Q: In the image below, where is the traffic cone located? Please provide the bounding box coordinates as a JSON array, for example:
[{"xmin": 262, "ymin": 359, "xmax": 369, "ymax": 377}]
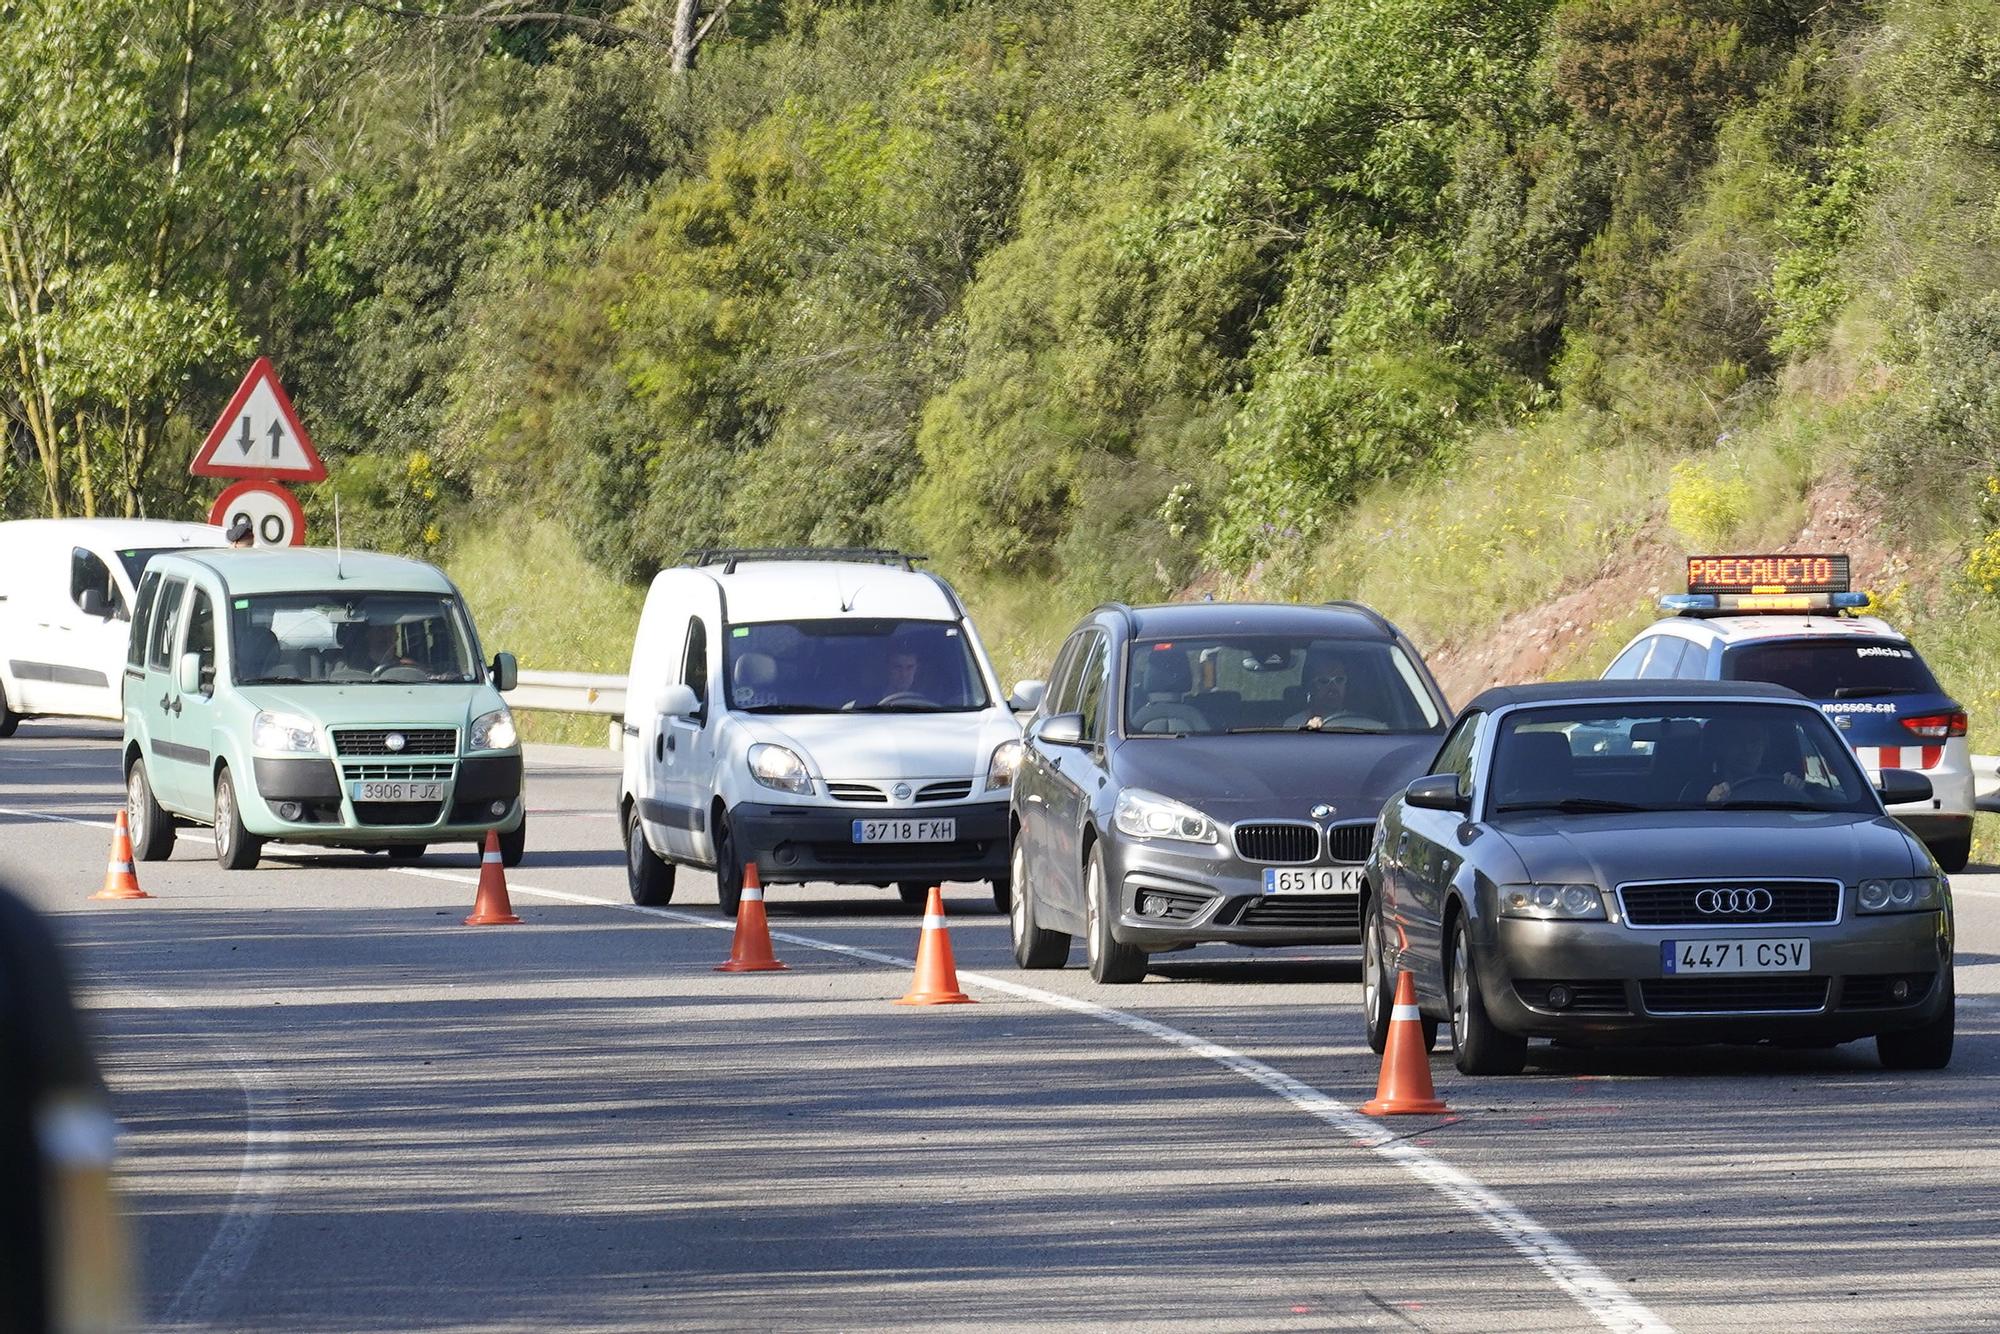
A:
[
  {"xmin": 716, "ymin": 863, "xmax": 786, "ymax": 972},
  {"xmin": 463, "ymin": 830, "xmax": 522, "ymax": 925},
  {"xmin": 895, "ymin": 885, "xmax": 974, "ymax": 1005},
  {"xmin": 91, "ymin": 811, "xmax": 151, "ymax": 901},
  {"xmin": 1360, "ymin": 971, "xmax": 1448, "ymax": 1116}
]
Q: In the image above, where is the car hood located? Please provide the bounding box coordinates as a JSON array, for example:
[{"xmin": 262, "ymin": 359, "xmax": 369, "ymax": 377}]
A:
[
  {"xmin": 239, "ymin": 685, "xmax": 496, "ymax": 733},
  {"xmin": 1113, "ymin": 733, "xmax": 1438, "ymax": 821},
  {"xmin": 1492, "ymin": 810, "xmax": 1925, "ymax": 886},
  {"xmin": 745, "ymin": 709, "xmax": 1020, "ymax": 781}
]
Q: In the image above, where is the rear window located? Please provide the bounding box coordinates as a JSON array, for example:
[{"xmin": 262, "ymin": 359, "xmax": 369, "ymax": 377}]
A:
[{"xmin": 1724, "ymin": 639, "xmax": 1941, "ymax": 699}]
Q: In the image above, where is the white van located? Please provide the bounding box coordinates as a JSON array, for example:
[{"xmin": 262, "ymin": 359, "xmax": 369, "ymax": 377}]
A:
[
  {"xmin": 0, "ymin": 519, "xmax": 226, "ymax": 733},
  {"xmin": 617, "ymin": 548, "xmax": 1042, "ymax": 916}
]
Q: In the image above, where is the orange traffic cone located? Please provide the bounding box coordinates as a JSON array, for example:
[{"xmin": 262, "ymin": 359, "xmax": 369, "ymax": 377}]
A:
[
  {"xmin": 463, "ymin": 830, "xmax": 522, "ymax": 925},
  {"xmin": 1360, "ymin": 971, "xmax": 1448, "ymax": 1116},
  {"xmin": 91, "ymin": 811, "xmax": 151, "ymax": 901},
  {"xmin": 895, "ymin": 885, "xmax": 973, "ymax": 1005},
  {"xmin": 716, "ymin": 863, "xmax": 786, "ymax": 972}
]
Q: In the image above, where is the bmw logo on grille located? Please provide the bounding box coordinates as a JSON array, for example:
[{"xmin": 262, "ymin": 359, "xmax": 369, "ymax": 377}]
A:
[
  {"xmin": 892, "ymin": 782, "xmax": 912, "ymax": 801},
  {"xmin": 385, "ymin": 732, "xmax": 407, "ymax": 753},
  {"xmin": 1310, "ymin": 803, "xmax": 1336, "ymax": 819}
]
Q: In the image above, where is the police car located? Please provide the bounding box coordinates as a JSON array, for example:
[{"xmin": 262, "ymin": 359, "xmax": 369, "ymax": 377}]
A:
[{"xmin": 1603, "ymin": 554, "xmax": 1973, "ymax": 872}]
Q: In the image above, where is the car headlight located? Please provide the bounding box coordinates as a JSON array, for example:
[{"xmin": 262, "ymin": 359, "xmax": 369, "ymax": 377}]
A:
[
  {"xmin": 251, "ymin": 710, "xmax": 320, "ymax": 753},
  {"xmin": 1498, "ymin": 883, "xmax": 1607, "ymax": 921},
  {"xmin": 1113, "ymin": 788, "xmax": 1218, "ymax": 844},
  {"xmin": 1857, "ymin": 876, "xmax": 1945, "ymax": 914},
  {"xmin": 748, "ymin": 743, "xmax": 813, "ymax": 795},
  {"xmin": 469, "ymin": 707, "xmax": 518, "ymax": 752},
  {"xmin": 985, "ymin": 740, "xmax": 1023, "ymax": 792}
]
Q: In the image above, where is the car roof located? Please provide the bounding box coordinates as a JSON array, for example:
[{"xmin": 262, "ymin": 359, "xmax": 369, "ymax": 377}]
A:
[
  {"xmin": 0, "ymin": 517, "xmax": 225, "ymax": 548},
  {"xmin": 1112, "ymin": 601, "xmax": 1398, "ymax": 640},
  {"xmin": 157, "ymin": 547, "xmax": 456, "ymax": 596},
  {"xmin": 695, "ymin": 561, "xmax": 959, "ymax": 623},
  {"xmin": 1465, "ymin": 679, "xmax": 1807, "ymax": 712},
  {"xmin": 1649, "ymin": 613, "xmax": 1905, "ymax": 644}
]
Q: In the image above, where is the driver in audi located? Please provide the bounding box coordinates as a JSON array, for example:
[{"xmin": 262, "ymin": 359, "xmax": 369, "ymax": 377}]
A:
[{"xmin": 1695, "ymin": 722, "xmax": 1807, "ymax": 805}]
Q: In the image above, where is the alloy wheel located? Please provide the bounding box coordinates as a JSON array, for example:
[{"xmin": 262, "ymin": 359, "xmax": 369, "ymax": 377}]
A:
[
  {"xmin": 1450, "ymin": 929, "xmax": 1470, "ymax": 1048},
  {"xmin": 1008, "ymin": 842, "xmax": 1028, "ymax": 949},
  {"xmin": 1362, "ymin": 909, "xmax": 1382, "ymax": 1026},
  {"xmin": 127, "ymin": 767, "xmax": 148, "ymax": 854}
]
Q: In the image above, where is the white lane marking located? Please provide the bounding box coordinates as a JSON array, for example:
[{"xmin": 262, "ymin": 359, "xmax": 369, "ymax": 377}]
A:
[{"xmin": 397, "ymin": 867, "xmax": 1669, "ymax": 1334}]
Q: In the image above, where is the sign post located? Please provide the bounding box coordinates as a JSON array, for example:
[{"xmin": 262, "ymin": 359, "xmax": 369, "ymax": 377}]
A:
[{"xmin": 192, "ymin": 358, "xmax": 325, "ymax": 546}]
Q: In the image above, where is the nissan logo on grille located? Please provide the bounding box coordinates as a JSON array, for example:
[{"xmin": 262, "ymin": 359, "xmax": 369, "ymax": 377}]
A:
[
  {"xmin": 385, "ymin": 732, "xmax": 407, "ymax": 753},
  {"xmin": 1694, "ymin": 888, "xmax": 1773, "ymax": 915}
]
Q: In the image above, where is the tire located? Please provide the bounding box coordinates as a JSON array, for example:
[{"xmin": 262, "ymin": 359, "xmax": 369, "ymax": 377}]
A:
[
  {"xmin": 1362, "ymin": 895, "xmax": 1439, "ymax": 1056},
  {"xmin": 1878, "ymin": 972, "xmax": 1954, "ymax": 1070},
  {"xmin": 1448, "ymin": 916, "xmax": 1526, "ymax": 1076},
  {"xmin": 212, "ymin": 768, "xmax": 263, "ymax": 871},
  {"xmin": 1009, "ymin": 838, "xmax": 1069, "ymax": 969},
  {"xmin": 498, "ymin": 814, "xmax": 527, "ymax": 868},
  {"xmin": 126, "ymin": 757, "xmax": 176, "ymax": 862},
  {"xmin": 990, "ymin": 876, "xmax": 1012, "ymax": 914},
  {"xmin": 897, "ymin": 881, "xmax": 931, "ymax": 910},
  {"xmin": 0, "ymin": 679, "xmax": 17, "ymax": 738},
  {"xmin": 386, "ymin": 844, "xmax": 426, "ymax": 863},
  {"xmin": 1084, "ymin": 843, "xmax": 1147, "ymax": 984},
  {"xmin": 625, "ymin": 806, "xmax": 676, "ymax": 907},
  {"xmin": 1930, "ymin": 832, "xmax": 1972, "ymax": 875},
  {"xmin": 713, "ymin": 810, "xmax": 744, "ymax": 918}
]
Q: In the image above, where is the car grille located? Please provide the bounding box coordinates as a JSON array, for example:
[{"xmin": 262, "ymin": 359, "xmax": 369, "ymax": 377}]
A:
[
  {"xmin": 353, "ymin": 801, "xmax": 445, "ymax": 826},
  {"xmin": 1326, "ymin": 821, "xmax": 1373, "ymax": 864},
  {"xmin": 1839, "ymin": 973, "xmax": 1938, "ymax": 1009},
  {"xmin": 1134, "ymin": 888, "xmax": 1211, "ymax": 923},
  {"xmin": 334, "ymin": 728, "xmax": 457, "ymax": 757},
  {"xmin": 1513, "ymin": 979, "xmax": 1630, "ymax": 1014},
  {"xmin": 1639, "ymin": 977, "xmax": 1829, "ymax": 1014},
  {"xmin": 342, "ymin": 763, "xmax": 454, "ymax": 782},
  {"xmin": 827, "ymin": 783, "xmax": 888, "ymax": 803},
  {"xmin": 810, "ymin": 839, "xmax": 990, "ymax": 866},
  {"xmin": 916, "ymin": 781, "xmax": 973, "ymax": 802},
  {"xmin": 1225, "ymin": 895, "xmax": 1361, "ymax": 931},
  {"xmin": 1234, "ymin": 822, "xmax": 1319, "ymax": 864},
  {"xmin": 1618, "ymin": 881, "xmax": 1840, "ymax": 927}
]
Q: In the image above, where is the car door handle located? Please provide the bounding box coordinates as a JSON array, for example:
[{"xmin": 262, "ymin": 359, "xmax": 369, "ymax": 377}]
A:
[
  {"xmin": 665, "ymin": 734, "xmax": 676, "ymax": 751},
  {"xmin": 159, "ymin": 694, "xmax": 181, "ymax": 716}
]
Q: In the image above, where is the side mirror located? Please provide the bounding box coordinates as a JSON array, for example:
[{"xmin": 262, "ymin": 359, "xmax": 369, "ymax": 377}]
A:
[
  {"xmin": 1874, "ymin": 768, "xmax": 1933, "ymax": 807},
  {"xmin": 1404, "ymin": 773, "xmax": 1470, "ymax": 813},
  {"xmin": 1038, "ymin": 712, "xmax": 1085, "ymax": 747},
  {"xmin": 490, "ymin": 652, "xmax": 518, "ymax": 693},
  {"xmin": 1008, "ymin": 679, "xmax": 1047, "ymax": 713},
  {"xmin": 654, "ymin": 683, "xmax": 700, "ymax": 718},
  {"xmin": 79, "ymin": 588, "xmax": 109, "ymax": 618},
  {"xmin": 176, "ymin": 652, "xmax": 204, "ymax": 696}
]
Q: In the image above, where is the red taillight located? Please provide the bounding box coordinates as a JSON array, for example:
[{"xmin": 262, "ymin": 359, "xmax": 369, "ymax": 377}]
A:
[{"xmin": 1900, "ymin": 711, "xmax": 1967, "ymax": 739}]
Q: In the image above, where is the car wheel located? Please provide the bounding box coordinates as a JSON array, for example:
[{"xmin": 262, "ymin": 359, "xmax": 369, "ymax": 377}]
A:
[
  {"xmin": 1009, "ymin": 838, "xmax": 1069, "ymax": 969},
  {"xmin": 713, "ymin": 811, "xmax": 744, "ymax": 918},
  {"xmin": 387, "ymin": 844, "xmax": 427, "ymax": 863},
  {"xmin": 1362, "ymin": 897, "xmax": 1439, "ymax": 1056},
  {"xmin": 897, "ymin": 881, "xmax": 931, "ymax": 911},
  {"xmin": 1877, "ymin": 971, "xmax": 1954, "ymax": 1070},
  {"xmin": 1449, "ymin": 916, "xmax": 1526, "ymax": 1076},
  {"xmin": 498, "ymin": 814, "xmax": 527, "ymax": 868},
  {"xmin": 1084, "ymin": 843, "xmax": 1147, "ymax": 984},
  {"xmin": 1930, "ymin": 833, "xmax": 1971, "ymax": 875},
  {"xmin": 212, "ymin": 768, "xmax": 263, "ymax": 871},
  {"xmin": 126, "ymin": 757, "xmax": 177, "ymax": 862},
  {"xmin": 0, "ymin": 679, "xmax": 17, "ymax": 738},
  {"xmin": 990, "ymin": 876, "xmax": 1012, "ymax": 915},
  {"xmin": 626, "ymin": 806, "xmax": 676, "ymax": 906}
]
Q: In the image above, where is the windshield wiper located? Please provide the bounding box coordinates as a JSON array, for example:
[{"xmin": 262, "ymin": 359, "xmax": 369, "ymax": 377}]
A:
[
  {"xmin": 1495, "ymin": 798, "xmax": 1648, "ymax": 814},
  {"xmin": 1225, "ymin": 724, "xmax": 1384, "ymax": 735},
  {"xmin": 739, "ymin": 704, "xmax": 828, "ymax": 714},
  {"xmin": 1714, "ymin": 799, "xmax": 1824, "ymax": 811},
  {"xmin": 1833, "ymin": 686, "xmax": 1917, "ymax": 698},
  {"xmin": 245, "ymin": 675, "xmax": 312, "ymax": 684}
]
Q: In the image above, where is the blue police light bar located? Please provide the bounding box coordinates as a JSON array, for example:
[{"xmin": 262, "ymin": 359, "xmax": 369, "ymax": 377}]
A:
[
  {"xmin": 1660, "ymin": 594, "xmax": 1718, "ymax": 612},
  {"xmin": 1830, "ymin": 592, "xmax": 1869, "ymax": 609}
]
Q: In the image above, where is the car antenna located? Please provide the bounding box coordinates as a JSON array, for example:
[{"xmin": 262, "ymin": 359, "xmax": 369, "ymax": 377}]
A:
[{"xmin": 334, "ymin": 493, "xmax": 345, "ymax": 580}]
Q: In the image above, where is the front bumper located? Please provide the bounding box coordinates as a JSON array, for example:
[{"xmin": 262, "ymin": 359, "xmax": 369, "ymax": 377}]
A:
[
  {"xmin": 1475, "ymin": 908, "xmax": 1952, "ymax": 1043},
  {"xmin": 1101, "ymin": 834, "xmax": 1364, "ymax": 949},
  {"xmin": 244, "ymin": 752, "xmax": 524, "ymax": 844},
  {"xmin": 730, "ymin": 798, "xmax": 1009, "ymax": 885}
]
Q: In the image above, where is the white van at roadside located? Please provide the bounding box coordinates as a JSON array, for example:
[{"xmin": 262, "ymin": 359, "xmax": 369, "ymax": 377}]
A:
[
  {"xmin": 617, "ymin": 548, "xmax": 1043, "ymax": 916},
  {"xmin": 0, "ymin": 519, "xmax": 227, "ymax": 734}
]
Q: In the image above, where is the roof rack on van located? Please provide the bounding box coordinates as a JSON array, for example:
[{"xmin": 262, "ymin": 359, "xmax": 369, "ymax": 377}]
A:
[{"xmin": 683, "ymin": 547, "xmax": 927, "ymax": 574}]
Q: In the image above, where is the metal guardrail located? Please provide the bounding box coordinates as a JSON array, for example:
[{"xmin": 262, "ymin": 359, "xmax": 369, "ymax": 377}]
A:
[{"xmin": 1976, "ymin": 755, "xmax": 2000, "ymax": 813}]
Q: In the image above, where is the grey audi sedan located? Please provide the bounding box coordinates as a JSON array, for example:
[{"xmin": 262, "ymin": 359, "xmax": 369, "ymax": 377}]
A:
[
  {"xmin": 1367, "ymin": 680, "xmax": 1954, "ymax": 1075},
  {"xmin": 1009, "ymin": 601, "xmax": 1452, "ymax": 983}
]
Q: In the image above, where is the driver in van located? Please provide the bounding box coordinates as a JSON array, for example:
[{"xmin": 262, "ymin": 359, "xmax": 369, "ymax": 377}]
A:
[{"xmin": 342, "ymin": 621, "xmax": 418, "ymax": 674}]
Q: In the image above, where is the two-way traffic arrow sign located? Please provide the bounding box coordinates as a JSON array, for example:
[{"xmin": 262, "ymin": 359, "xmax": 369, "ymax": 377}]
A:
[{"xmin": 190, "ymin": 357, "xmax": 326, "ymax": 481}]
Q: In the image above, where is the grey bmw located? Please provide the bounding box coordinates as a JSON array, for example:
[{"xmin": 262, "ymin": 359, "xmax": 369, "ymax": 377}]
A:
[{"xmin": 1367, "ymin": 680, "xmax": 1954, "ymax": 1074}]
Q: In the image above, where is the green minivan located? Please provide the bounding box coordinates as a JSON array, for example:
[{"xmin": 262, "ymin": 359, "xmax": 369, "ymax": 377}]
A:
[{"xmin": 120, "ymin": 548, "xmax": 526, "ymax": 870}]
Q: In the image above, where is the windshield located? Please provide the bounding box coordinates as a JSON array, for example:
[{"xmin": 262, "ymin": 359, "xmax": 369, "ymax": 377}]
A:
[
  {"xmin": 1490, "ymin": 703, "xmax": 1878, "ymax": 816},
  {"xmin": 229, "ymin": 592, "xmax": 482, "ymax": 685},
  {"xmin": 1724, "ymin": 638, "xmax": 1941, "ymax": 698},
  {"xmin": 724, "ymin": 618, "xmax": 990, "ymax": 713},
  {"xmin": 1122, "ymin": 635, "xmax": 1444, "ymax": 736},
  {"xmin": 113, "ymin": 547, "xmax": 191, "ymax": 585}
]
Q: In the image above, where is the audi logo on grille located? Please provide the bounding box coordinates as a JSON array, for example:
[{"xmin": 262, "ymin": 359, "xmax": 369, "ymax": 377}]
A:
[{"xmin": 1694, "ymin": 888, "xmax": 1773, "ymax": 915}]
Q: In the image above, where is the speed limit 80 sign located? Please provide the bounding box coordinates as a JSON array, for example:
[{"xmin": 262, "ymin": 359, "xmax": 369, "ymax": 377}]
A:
[{"xmin": 207, "ymin": 479, "xmax": 307, "ymax": 547}]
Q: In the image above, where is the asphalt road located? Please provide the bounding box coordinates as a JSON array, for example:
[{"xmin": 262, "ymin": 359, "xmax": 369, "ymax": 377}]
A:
[{"xmin": 5, "ymin": 721, "xmax": 1998, "ymax": 1332}]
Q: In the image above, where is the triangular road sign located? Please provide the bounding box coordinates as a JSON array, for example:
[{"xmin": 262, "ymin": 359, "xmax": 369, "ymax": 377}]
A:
[{"xmin": 191, "ymin": 357, "xmax": 327, "ymax": 481}]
